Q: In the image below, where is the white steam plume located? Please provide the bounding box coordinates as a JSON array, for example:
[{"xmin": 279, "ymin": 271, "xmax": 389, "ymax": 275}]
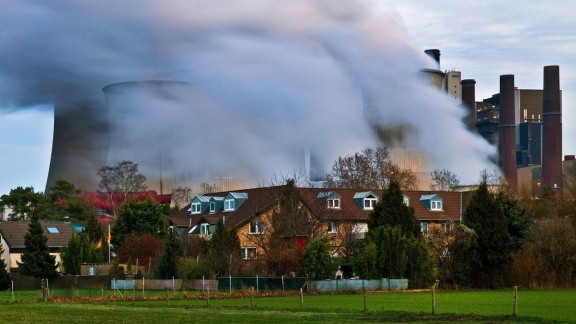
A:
[{"xmin": 0, "ymin": 0, "xmax": 495, "ymax": 188}]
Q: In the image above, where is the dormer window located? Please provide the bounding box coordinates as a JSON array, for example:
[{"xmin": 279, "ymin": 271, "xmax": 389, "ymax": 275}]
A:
[
  {"xmin": 318, "ymin": 191, "xmax": 341, "ymax": 209},
  {"xmin": 353, "ymin": 191, "xmax": 378, "ymax": 210},
  {"xmin": 224, "ymin": 199, "xmax": 235, "ymax": 211},
  {"xmin": 210, "ymin": 202, "xmax": 216, "ymax": 213},
  {"xmin": 420, "ymin": 194, "xmax": 443, "ymax": 211},
  {"xmin": 364, "ymin": 197, "xmax": 377, "ymax": 209},
  {"xmin": 327, "ymin": 198, "xmax": 340, "ymax": 209},
  {"xmin": 191, "ymin": 202, "xmax": 201, "ymax": 214}
]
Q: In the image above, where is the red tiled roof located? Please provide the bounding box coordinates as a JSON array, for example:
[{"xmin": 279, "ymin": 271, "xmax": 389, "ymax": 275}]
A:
[{"xmin": 173, "ymin": 186, "xmax": 472, "ymax": 232}]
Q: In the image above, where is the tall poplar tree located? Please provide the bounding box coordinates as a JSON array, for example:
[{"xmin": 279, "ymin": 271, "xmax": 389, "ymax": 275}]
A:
[
  {"xmin": 17, "ymin": 214, "xmax": 58, "ymax": 278},
  {"xmin": 463, "ymin": 181, "xmax": 513, "ymax": 288}
]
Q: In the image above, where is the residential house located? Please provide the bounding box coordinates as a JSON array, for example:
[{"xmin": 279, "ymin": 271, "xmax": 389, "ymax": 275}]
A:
[
  {"xmin": 173, "ymin": 185, "xmax": 473, "ymax": 262},
  {"xmin": 0, "ymin": 221, "xmax": 75, "ymax": 272}
]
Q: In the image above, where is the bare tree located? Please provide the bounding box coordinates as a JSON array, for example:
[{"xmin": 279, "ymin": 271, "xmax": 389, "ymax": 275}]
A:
[
  {"xmin": 430, "ymin": 169, "xmax": 461, "ymax": 191},
  {"xmin": 97, "ymin": 160, "xmax": 147, "ymax": 214},
  {"xmin": 171, "ymin": 186, "xmax": 192, "ymax": 209},
  {"xmin": 325, "ymin": 146, "xmax": 418, "ymax": 190},
  {"xmin": 200, "ymin": 182, "xmax": 221, "ymax": 194}
]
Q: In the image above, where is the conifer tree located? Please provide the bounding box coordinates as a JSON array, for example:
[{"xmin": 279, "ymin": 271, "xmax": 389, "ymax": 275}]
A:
[
  {"xmin": 157, "ymin": 229, "xmax": 184, "ymax": 279},
  {"xmin": 60, "ymin": 233, "xmax": 104, "ymax": 275},
  {"xmin": 367, "ymin": 180, "xmax": 421, "ymax": 239},
  {"xmin": 463, "ymin": 181, "xmax": 513, "ymax": 288},
  {"xmin": 17, "ymin": 214, "xmax": 58, "ymax": 278},
  {"xmin": 209, "ymin": 220, "xmax": 241, "ymax": 276},
  {"xmin": 0, "ymin": 240, "xmax": 11, "ymax": 290}
]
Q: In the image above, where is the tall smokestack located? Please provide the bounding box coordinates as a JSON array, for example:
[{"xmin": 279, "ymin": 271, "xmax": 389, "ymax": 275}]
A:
[
  {"xmin": 461, "ymin": 79, "xmax": 476, "ymax": 132},
  {"xmin": 499, "ymin": 75, "xmax": 517, "ymax": 189},
  {"xmin": 424, "ymin": 49, "xmax": 441, "ymax": 69},
  {"xmin": 542, "ymin": 65, "xmax": 562, "ymax": 190}
]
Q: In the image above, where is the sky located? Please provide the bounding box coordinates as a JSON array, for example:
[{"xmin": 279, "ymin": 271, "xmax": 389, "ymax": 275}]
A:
[{"xmin": 0, "ymin": 0, "xmax": 574, "ymax": 197}]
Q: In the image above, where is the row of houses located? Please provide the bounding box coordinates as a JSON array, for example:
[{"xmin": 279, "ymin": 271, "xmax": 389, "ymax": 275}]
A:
[
  {"xmin": 170, "ymin": 185, "xmax": 473, "ymax": 260},
  {"xmin": 0, "ymin": 185, "xmax": 473, "ymax": 272}
]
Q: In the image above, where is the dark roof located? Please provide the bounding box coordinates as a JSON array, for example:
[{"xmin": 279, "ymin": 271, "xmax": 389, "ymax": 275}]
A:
[
  {"xmin": 173, "ymin": 186, "xmax": 473, "ymax": 232},
  {"xmin": 0, "ymin": 221, "xmax": 75, "ymax": 249}
]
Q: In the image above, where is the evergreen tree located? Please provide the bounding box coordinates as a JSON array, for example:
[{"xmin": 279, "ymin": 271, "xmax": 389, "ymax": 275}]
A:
[
  {"xmin": 157, "ymin": 229, "xmax": 184, "ymax": 279},
  {"xmin": 209, "ymin": 220, "xmax": 241, "ymax": 276},
  {"xmin": 83, "ymin": 213, "xmax": 104, "ymax": 243},
  {"xmin": 367, "ymin": 180, "xmax": 421, "ymax": 239},
  {"xmin": 17, "ymin": 214, "xmax": 58, "ymax": 278},
  {"xmin": 463, "ymin": 182, "xmax": 514, "ymax": 288},
  {"xmin": 0, "ymin": 240, "xmax": 11, "ymax": 290},
  {"xmin": 304, "ymin": 236, "xmax": 336, "ymax": 280},
  {"xmin": 112, "ymin": 197, "xmax": 167, "ymax": 246},
  {"xmin": 60, "ymin": 233, "xmax": 104, "ymax": 275}
]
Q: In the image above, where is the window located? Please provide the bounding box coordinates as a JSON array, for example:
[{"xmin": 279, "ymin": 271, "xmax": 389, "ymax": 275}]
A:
[
  {"xmin": 210, "ymin": 202, "xmax": 216, "ymax": 213},
  {"xmin": 421, "ymin": 222, "xmax": 428, "ymax": 234},
  {"xmin": 46, "ymin": 226, "xmax": 60, "ymax": 234},
  {"xmin": 224, "ymin": 199, "xmax": 235, "ymax": 211},
  {"xmin": 200, "ymin": 223, "xmax": 209, "ymax": 235},
  {"xmin": 364, "ymin": 197, "xmax": 377, "ymax": 209},
  {"xmin": 249, "ymin": 221, "xmax": 265, "ymax": 234},
  {"xmin": 242, "ymin": 247, "xmax": 257, "ymax": 260},
  {"xmin": 327, "ymin": 199, "xmax": 340, "ymax": 209},
  {"xmin": 403, "ymin": 195, "xmax": 409, "ymax": 206},
  {"xmin": 328, "ymin": 221, "xmax": 338, "ymax": 233},
  {"xmin": 191, "ymin": 203, "xmax": 201, "ymax": 214},
  {"xmin": 431, "ymin": 200, "xmax": 442, "ymax": 211}
]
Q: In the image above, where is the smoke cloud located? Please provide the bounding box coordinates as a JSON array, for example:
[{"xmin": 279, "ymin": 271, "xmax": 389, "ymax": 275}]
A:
[{"xmin": 0, "ymin": 0, "xmax": 495, "ymax": 190}]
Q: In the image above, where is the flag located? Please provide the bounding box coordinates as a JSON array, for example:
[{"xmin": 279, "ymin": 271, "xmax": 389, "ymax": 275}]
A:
[
  {"xmin": 106, "ymin": 226, "xmax": 111, "ymax": 244},
  {"xmin": 96, "ymin": 239, "xmax": 102, "ymax": 249}
]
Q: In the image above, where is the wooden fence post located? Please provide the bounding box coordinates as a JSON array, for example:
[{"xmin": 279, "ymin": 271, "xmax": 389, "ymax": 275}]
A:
[
  {"xmin": 300, "ymin": 288, "xmax": 304, "ymax": 309},
  {"xmin": 432, "ymin": 286, "xmax": 436, "ymax": 315},
  {"xmin": 251, "ymin": 287, "xmax": 255, "ymax": 308},
  {"xmin": 513, "ymin": 286, "xmax": 518, "ymax": 316}
]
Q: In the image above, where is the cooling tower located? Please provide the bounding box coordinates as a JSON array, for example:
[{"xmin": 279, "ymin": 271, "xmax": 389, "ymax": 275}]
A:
[
  {"xmin": 542, "ymin": 65, "xmax": 563, "ymax": 190},
  {"xmin": 45, "ymin": 102, "xmax": 108, "ymax": 192},
  {"xmin": 498, "ymin": 75, "xmax": 517, "ymax": 189}
]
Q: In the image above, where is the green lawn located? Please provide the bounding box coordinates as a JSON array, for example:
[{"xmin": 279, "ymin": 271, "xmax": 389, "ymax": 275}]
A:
[{"xmin": 1, "ymin": 289, "xmax": 575, "ymax": 323}]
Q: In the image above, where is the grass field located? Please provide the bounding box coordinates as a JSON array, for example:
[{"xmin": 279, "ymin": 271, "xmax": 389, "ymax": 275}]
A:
[{"xmin": 1, "ymin": 288, "xmax": 575, "ymax": 323}]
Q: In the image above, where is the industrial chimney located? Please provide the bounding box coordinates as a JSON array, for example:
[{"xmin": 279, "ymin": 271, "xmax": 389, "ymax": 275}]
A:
[
  {"xmin": 542, "ymin": 65, "xmax": 563, "ymax": 190},
  {"xmin": 461, "ymin": 79, "xmax": 476, "ymax": 132},
  {"xmin": 499, "ymin": 75, "xmax": 517, "ymax": 189}
]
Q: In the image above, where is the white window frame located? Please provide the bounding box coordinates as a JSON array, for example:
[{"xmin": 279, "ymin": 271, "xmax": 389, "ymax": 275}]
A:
[
  {"xmin": 249, "ymin": 221, "xmax": 265, "ymax": 234},
  {"xmin": 328, "ymin": 221, "xmax": 338, "ymax": 234},
  {"xmin": 200, "ymin": 223, "xmax": 209, "ymax": 235},
  {"xmin": 431, "ymin": 200, "xmax": 443, "ymax": 211},
  {"xmin": 364, "ymin": 197, "xmax": 377, "ymax": 210},
  {"xmin": 224, "ymin": 199, "xmax": 235, "ymax": 211},
  {"xmin": 191, "ymin": 202, "xmax": 201, "ymax": 214},
  {"xmin": 421, "ymin": 222, "xmax": 428, "ymax": 234},
  {"xmin": 242, "ymin": 247, "xmax": 257, "ymax": 260},
  {"xmin": 403, "ymin": 195, "xmax": 409, "ymax": 206},
  {"xmin": 327, "ymin": 198, "xmax": 340, "ymax": 209},
  {"xmin": 209, "ymin": 201, "xmax": 216, "ymax": 213}
]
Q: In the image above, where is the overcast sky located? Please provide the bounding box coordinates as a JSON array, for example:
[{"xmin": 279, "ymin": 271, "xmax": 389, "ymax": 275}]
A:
[{"xmin": 0, "ymin": 0, "xmax": 574, "ymax": 196}]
